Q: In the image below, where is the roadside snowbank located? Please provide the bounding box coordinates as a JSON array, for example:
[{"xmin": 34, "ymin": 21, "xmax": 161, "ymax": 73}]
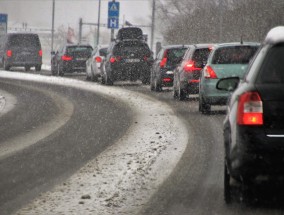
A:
[
  {"xmin": 0, "ymin": 71, "xmax": 188, "ymax": 215},
  {"xmin": 0, "ymin": 89, "xmax": 17, "ymax": 117}
]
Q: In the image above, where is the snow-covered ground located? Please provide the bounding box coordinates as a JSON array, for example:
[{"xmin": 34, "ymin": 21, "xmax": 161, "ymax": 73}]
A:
[
  {"xmin": 0, "ymin": 71, "xmax": 189, "ymax": 215},
  {"xmin": 0, "ymin": 89, "xmax": 17, "ymax": 117}
]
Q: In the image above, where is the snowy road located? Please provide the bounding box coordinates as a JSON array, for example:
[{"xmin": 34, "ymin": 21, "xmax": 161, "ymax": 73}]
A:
[{"xmin": 0, "ymin": 72, "xmax": 188, "ymax": 215}]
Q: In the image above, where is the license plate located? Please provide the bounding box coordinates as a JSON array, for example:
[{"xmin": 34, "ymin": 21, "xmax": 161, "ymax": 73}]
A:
[
  {"xmin": 166, "ymin": 71, "xmax": 173, "ymax": 74},
  {"xmin": 125, "ymin": 59, "xmax": 140, "ymax": 63}
]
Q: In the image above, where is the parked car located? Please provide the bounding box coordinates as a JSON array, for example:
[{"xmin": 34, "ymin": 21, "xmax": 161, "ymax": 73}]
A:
[
  {"xmin": 199, "ymin": 42, "xmax": 259, "ymax": 114},
  {"xmin": 216, "ymin": 26, "xmax": 284, "ymax": 204},
  {"xmin": 173, "ymin": 44, "xmax": 213, "ymax": 100},
  {"xmin": 150, "ymin": 45, "xmax": 190, "ymax": 92},
  {"xmin": 100, "ymin": 39, "xmax": 153, "ymax": 85},
  {"xmin": 51, "ymin": 44, "xmax": 93, "ymax": 76},
  {"xmin": 86, "ymin": 45, "xmax": 108, "ymax": 82},
  {"xmin": 0, "ymin": 33, "xmax": 42, "ymax": 71}
]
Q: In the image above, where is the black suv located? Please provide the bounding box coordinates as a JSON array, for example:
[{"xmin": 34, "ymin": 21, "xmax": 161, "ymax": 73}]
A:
[
  {"xmin": 0, "ymin": 33, "xmax": 42, "ymax": 71},
  {"xmin": 51, "ymin": 44, "xmax": 93, "ymax": 76},
  {"xmin": 216, "ymin": 26, "xmax": 284, "ymax": 203},
  {"xmin": 101, "ymin": 27, "xmax": 153, "ymax": 85}
]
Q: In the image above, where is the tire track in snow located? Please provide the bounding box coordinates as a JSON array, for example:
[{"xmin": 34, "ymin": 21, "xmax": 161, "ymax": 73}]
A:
[{"xmin": 0, "ymin": 72, "xmax": 188, "ymax": 215}]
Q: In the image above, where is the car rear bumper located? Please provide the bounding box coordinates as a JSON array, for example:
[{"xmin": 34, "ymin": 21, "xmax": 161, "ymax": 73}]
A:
[
  {"xmin": 230, "ymin": 126, "xmax": 284, "ymax": 179},
  {"xmin": 6, "ymin": 58, "xmax": 42, "ymax": 66}
]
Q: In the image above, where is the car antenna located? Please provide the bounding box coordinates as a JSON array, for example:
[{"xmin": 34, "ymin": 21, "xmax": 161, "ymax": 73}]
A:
[{"xmin": 240, "ymin": 35, "xmax": 243, "ymax": 45}]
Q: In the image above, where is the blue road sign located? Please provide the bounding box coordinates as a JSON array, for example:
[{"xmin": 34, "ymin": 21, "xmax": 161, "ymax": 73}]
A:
[
  {"xmin": 108, "ymin": 2, "xmax": 120, "ymax": 18},
  {"xmin": 108, "ymin": 1, "xmax": 119, "ymax": 29},
  {"xmin": 0, "ymin": 14, "xmax": 8, "ymax": 23},
  {"xmin": 0, "ymin": 14, "xmax": 8, "ymax": 35},
  {"xmin": 108, "ymin": 17, "xmax": 119, "ymax": 29}
]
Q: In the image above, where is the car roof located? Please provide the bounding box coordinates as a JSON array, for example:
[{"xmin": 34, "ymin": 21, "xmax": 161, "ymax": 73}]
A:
[
  {"xmin": 193, "ymin": 43, "xmax": 215, "ymax": 49},
  {"xmin": 212, "ymin": 42, "xmax": 260, "ymax": 48},
  {"xmin": 264, "ymin": 26, "xmax": 284, "ymax": 45},
  {"xmin": 162, "ymin": 44, "xmax": 192, "ymax": 50}
]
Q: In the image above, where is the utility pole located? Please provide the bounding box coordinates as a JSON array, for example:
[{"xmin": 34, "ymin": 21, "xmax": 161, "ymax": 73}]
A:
[
  {"xmin": 79, "ymin": 18, "xmax": 83, "ymax": 43},
  {"xmin": 96, "ymin": 0, "xmax": 101, "ymax": 46},
  {"xmin": 51, "ymin": 0, "xmax": 55, "ymax": 52},
  {"xmin": 151, "ymin": 0, "xmax": 156, "ymax": 50}
]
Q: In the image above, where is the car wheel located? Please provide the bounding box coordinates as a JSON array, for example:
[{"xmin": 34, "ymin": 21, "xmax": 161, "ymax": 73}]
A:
[
  {"xmin": 173, "ymin": 87, "xmax": 178, "ymax": 99},
  {"xmin": 86, "ymin": 68, "xmax": 91, "ymax": 81},
  {"xmin": 105, "ymin": 73, "xmax": 113, "ymax": 85},
  {"xmin": 178, "ymin": 85, "xmax": 186, "ymax": 101},
  {"xmin": 90, "ymin": 71, "xmax": 98, "ymax": 82},
  {"xmin": 199, "ymin": 96, "xmax": 211, "ymax": 114},
  {"xmin": 150, "ymin": 74, "xmax": 155, "ymax": 91},
  {"xmin": 25, "ymin": 66, "xmax": 31, "ymax": 71},
  {"xmin": 224, "ymin": 162, "xmax": 232, "ymax": 204},
  {"xmin": 57, "ymin": 64, "xmax": 64, "ymax": 77},
  {"xmin": 3, "ymin": 59, "xmax": 10, "ymax": 71},
  {"xmin": 35, "ymin": 65, "xmax": 41, "ymax": 71},
  {"xmin": 154, "ymin": 77, "xmax": 162, "ymax": 92}
]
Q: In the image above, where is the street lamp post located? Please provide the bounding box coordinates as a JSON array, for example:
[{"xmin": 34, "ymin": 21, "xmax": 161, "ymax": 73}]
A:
[
  {"xmin": 151, "ymin": 0, "xmax": 155, "ymax": 50},
  {"xmin": 96, "ymin": 0, "xmax": 101, "ymax": 46},
  {"xmin": 51, "ymin": 0, "xmax": 55, "ymax": 52}
]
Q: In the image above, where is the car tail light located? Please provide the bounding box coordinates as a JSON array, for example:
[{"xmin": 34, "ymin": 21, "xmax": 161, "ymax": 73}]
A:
[
  {"xmin": 183, "ymin": 60, "xmax": 202, "ymax": 72},
  {"xmin": 237, "ymin": 92, "xmax": 263, "ymax": 125},
  {"xmin": 95, "ymin": 56, "xmax": 102, "ymax": 63},
  {"xmin": 160, "ymin": 57, "xmax": 167, "ymax": 68},
  {"xmin": 39, "ymin": 50, "xmax": 43, "ymax": 57},
  {"xmin": 204, "ymin": 65, "xmax": 217, "ymax": 79},
  {"xmin": 6, "ymin": 50, "xmax": 12, "ymax": 57},
  {"xmin": 163, "ymin": 77, "xmax": 172, "ymax": 82},
  {"xmin": 110, "ymin": 56, "xmax": 121, "ymax": 63},
  {"xmin": 143, "ymin": 56, "xmax": 148, "ymax": 61},
  {"xmin": 61, "ymin": 55, "xmax": 73, "ymax": 61}
]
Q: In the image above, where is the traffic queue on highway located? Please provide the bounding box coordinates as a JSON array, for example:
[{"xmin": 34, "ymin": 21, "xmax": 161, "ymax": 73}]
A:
[{"xmin": 1, "ymin": 25, "xmax": 284, "ymax": 204}]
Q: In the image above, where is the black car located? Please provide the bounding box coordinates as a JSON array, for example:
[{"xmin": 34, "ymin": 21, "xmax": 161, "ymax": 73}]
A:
[
  {"xmin": 216, "ymin": 26, "xmax": 284, "ymax": 203},
  {"xmin": 51, "ymin": 44, "xmax": 93, "ymax": 76},
  {"xmin": 0, "ymin": 33, "xmax": 42, "ymax": 71},
  {"xmin": 101, "ymin": 39, "xmax": 153, "ymax": 85},
  {"xmin": 150, "ymin": 45, "xmax": 190, "ymax": 92},
  {"xmin": 173, "ymin": 44, "xmax": 212, "ymax": 100}
]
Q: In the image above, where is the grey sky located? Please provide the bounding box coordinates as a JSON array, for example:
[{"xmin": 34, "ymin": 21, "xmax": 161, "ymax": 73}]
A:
[{"xmin": 0, "ymin": 0, "xmax": 152, "ymax": 34}]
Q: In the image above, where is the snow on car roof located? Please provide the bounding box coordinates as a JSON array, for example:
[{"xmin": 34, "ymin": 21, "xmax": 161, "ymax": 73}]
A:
[{"xmin": 265, "ymin": 26, "xmax": 284, "ymax": 44}]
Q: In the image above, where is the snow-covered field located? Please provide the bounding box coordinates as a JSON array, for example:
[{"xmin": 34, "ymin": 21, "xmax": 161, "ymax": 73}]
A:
[{"xmin": 0, "ymin": 71, "xmax": 189, "ymax": 215}]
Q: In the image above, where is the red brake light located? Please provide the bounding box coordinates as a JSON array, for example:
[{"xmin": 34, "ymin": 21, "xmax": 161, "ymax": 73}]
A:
[
  {"xmin": 6, "ymin": 50, "xmax": 12, "ymax": 57},
  {"xmin": 110, "ymin": 57, "xmax": 116, "ymax": 63},
  {"xmin": 237, "ymin": 92, "xmax": 263, "ymax": 125},
  {"xmin": 39, "ymin": 50, "xmax": 43, "ymax": 57},
  {"xmin": 61, "ymin": 55, "xmax": 73, "ymax": 61},
  {"xmin": 163, "ymin": 77, "xmax": 172, "ymax": 82},
  {"xmin": 204, "ymin": 65, "xmax": 217, "ymax": 79},
  {"xmin": 160, "ymin": 57, "xmax": 167, "ymax": 68},
  {"xmin": 95, "ymin": 56, "xmax": 102, "ymax": 63}
]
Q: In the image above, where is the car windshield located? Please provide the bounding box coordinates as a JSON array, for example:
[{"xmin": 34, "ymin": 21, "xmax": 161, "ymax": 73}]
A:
[
  {"xmin": 113, "ymin": 41, "xmax": 151, "ymax": 56},
  {"xmin": 166, "ymin": 48, "xmax": 188, "ymax": 67},
  {"xmin": 212, "ymin": 46, "xmax": 259, "ymax": 64},
  {"xmin": 8, "ymin": 34, "xmax": 40, "ymax": 48},
  {"xmin": 258, "ymin": 43, "xmax": 284, "ymax": 83},
  {"xmin": 66, "ymin": 46, "xmax": 92, "ymax": 55}
]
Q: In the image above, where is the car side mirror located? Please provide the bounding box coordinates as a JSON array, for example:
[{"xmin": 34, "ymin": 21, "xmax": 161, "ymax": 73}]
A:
[{"xmin": 216, "ymin": 77, "xmax": 240, "ymax": 92}]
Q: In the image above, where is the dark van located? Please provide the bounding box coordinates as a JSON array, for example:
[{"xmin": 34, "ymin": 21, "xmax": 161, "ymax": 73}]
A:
[{"xmin": 0, "ymin": 33, "xmax": 42, "ymax": 71}]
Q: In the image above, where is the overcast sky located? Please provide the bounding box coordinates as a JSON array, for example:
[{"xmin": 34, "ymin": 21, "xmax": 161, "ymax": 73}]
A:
[{"xmin": 0, "ymin": 0, "xmax": 152, "ymax": 35}]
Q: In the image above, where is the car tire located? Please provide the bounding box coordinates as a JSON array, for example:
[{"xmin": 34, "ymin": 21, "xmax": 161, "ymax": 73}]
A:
[
  {"xmin": 142, "ymin": 76, "xmax": 150, "ymax": 85},
  {"xmin": 199, "ymin": 96, "xmax": 211, "ymax": 114},
  {"xmin": 178, "ymin": 86, "xmax": 186, "ymax": 101},
  {"xmin": 25, "ymin": 66, "xmax": 31, "ymax": 71},
  {"xmin": 105, "ymin": 73, "xmax": 113, "ymax": 86},
  {"xmin": 224, "ymin": 162, "xmax": 232, "ymax": 204},
  {"xmin": 173, "ymin": 87, "xmax": 178, "ymax": 99},
  {"xmin": 57, "ymin": 65, "xmax": 64, "ymax": 77},
  {"xmin": 154, "ymin": 77, "xmax": 162, "ymax": 92},
  {"xmin": 150, "ymin": 74, "xmax": 155, "ymax": 91},
  {"xmin": 3, "ymin": 59, "xmax": 10, "ymax": 71},
  {"xmin": 91, "ymin": 72, "xmax": 98, "ymax": 82},
  {"xmin": 35, "ymin": 65, "xmax": 41, "ymax": 71}
]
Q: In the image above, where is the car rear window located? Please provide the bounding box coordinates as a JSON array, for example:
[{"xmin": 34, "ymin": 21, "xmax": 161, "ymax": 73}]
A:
[
  {"xmin": 192, "ymin": 48, "xmax": 211, "ymax": 66},
  {"xmin": 258, "ymin": 44, "xmax": 284, "ymax": 83},
  {"xmin": 8, "ymin": 34, "xmax": 40, "ymax": 48},
  {"xmin": 212, "ymin": 46, "xmax": 258, "ymax": 64},
  {"xmin": 113, "ymin": 41, "xmax": 151, "ymax": 56},
  {"xmin": 66, "ymin": 46, "xmax": 92, "ymax": 55},
  {"xmin": 166, "ymin": 48, "xmax": 188, "ymax": 67}
]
